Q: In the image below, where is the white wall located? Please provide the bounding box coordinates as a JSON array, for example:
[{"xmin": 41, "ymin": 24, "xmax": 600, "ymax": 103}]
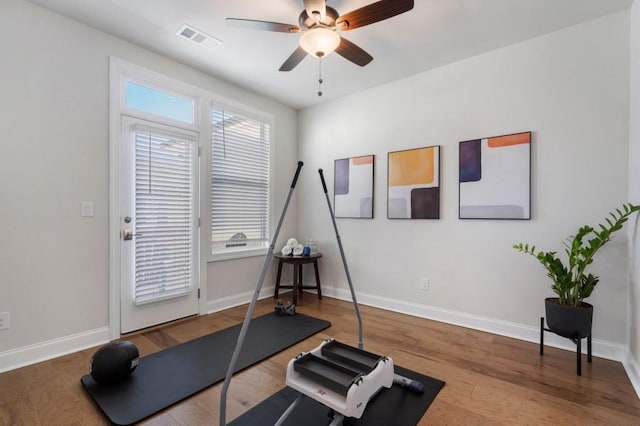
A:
[
  {"xmin": 0, "ymin": 0, "xmax": 297, "ymax": 357},
  {"xmin": 628, "ymin": 0, "xmax": 640, "ymax": 392},
  {"xmin": 298, "ymin": 11, "xmax": 631, "ymax": 347},
  {"xmin": 0, "ymin": 0, "xmax": 635, "ymax": 382}
]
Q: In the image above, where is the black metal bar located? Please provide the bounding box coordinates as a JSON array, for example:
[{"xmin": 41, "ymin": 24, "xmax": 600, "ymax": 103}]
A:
[
  {"xmin": 540, "ymin": 317, "xmax": 592, "ymax": 375},
  {"xmin": 291, "ymin": 161, "xmax": 303, "ymax": 188},
  {"xmin": 313, "ymin": 260, "xmax": 322, "ymax": 300},
  {"xmin": 292, "ymin": 262, "xmax": 299, "ymax": 305},
  {"xmin": 319, "ymin": 168, "xmax": 328, "ymax": 193},
  {"xmin": 577, "ymin": 337, "xmax": 582, "ymax": 376},
  {"xmin": 540, "ymin": 317, "xmax": 544, "ymax": 356},
  {"xmin": 274, "ymin": 260, "xmax": 283, "ymax": 299}
]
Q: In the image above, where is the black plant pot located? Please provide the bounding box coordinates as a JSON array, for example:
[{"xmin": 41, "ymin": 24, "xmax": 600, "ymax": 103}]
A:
[{"xmin": 544, "ymin": 297, "xmax": 593, "ymax": 339}]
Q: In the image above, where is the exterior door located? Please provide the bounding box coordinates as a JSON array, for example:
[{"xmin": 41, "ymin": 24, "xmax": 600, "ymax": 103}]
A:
[{"xmin": 120, "ymin": 116, "xmax": 199, "ymax": 333}]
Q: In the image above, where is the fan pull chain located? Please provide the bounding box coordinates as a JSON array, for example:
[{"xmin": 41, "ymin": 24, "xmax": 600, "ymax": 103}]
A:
[{"xmin": 317, "ymin": 57, "xmax": 323, "ymax": 97}]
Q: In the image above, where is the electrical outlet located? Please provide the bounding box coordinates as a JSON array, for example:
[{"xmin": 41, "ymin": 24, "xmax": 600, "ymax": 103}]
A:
[
  {"xmin": 0, "ymin": 312, "xmax": 9, "ymax": 330},
  {"xmin": 420, "ymin": 278, "xmax": 430, "ymax": 291}
]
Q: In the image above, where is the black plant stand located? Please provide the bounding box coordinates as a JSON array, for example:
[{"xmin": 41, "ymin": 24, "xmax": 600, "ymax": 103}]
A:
[{"xmin": 540, "ymin": 317, "xmax": 592, "ymax": 375}]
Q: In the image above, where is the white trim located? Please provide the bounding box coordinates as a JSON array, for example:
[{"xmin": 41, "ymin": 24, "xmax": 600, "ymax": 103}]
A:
[
  {"xmin": 0, "ymin": 328, "xmax": 109, "ymax": 374},
  {"xmin": 198, "ymin": 96, "xmax": 211, "ymax": 317},
  {"xmin": 3, "ymin": 289, "xmax": 636, "ymax": 396},
  {"xmin": 109, "ymin": 57, "xmax": 123, "ymax": 340},
  {"xmin": 209, "ymin": 247, "xmax": 268, "ymax": 262},
  {"xmin": 206, "ymin": 286, "xmax": 276, "ymax": 314},
  {"xmin": 208, "ymin": 101, "xmax": 275, "ymax": 261},
  {"xmin": 116, "ymin": 60, "xmax": 201, "ymax": 130},
  {"xmin": 320, "ymin": 285, "xmax": 627, "ymax": 362},
  {"xmin": 110, "ymin": 57, "xmax": 209, "ymax": 338},
  {"xmin": 624, "ymin": 351, "xmax": 640, "ymax": 398}
]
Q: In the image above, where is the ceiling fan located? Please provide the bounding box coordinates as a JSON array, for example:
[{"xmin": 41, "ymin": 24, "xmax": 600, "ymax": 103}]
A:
[{"xmin": 226, "ymin": 0, "xmax": 415, "ymax": 72}]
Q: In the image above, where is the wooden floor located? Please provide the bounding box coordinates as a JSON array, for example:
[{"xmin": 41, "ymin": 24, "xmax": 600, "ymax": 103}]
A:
[{"xmin": 1, "ymin": 295, "xmax": 639, "ymax": 425}]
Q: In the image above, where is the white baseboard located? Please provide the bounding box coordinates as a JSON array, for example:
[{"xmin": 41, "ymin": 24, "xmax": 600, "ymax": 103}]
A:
[
  {"xmin": 0, "ymin": 327, "xmax": 110, "ymax": 374},
  {"xmin": 319, "ymin": 286, "xmax": 627, "ymax": 362},
  {"xmin": 0, "ymin": 286, "xmax": 278, "ymax": 375},
  {"xmin": 3, "ymin": 285, "xmax": 636, "ymax": 401},
  {"xmin": 624, "ymin": 351, "xmax": 640, "ymax": 398}
]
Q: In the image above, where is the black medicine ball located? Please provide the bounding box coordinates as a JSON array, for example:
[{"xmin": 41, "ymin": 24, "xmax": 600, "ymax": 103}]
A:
[{"xmin": 90, "ymin": 341, "xmax": 139, "ymax": 385}]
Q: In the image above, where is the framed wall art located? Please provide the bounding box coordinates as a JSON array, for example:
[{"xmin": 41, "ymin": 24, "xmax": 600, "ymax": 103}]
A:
[
  {"xmin": 334, "ymin": 155, "xmax": 374, "ymax": 219},
  {"xmin": 459, "ymin": 131, "xmax": 531, "ymax": 219},
  {"xmin": 387, "ymin": 145, "xmax": 440, "ymax": 219}
]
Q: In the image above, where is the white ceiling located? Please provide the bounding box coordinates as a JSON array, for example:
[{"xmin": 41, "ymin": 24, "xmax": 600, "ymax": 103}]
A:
[{"xmin": 27, "ymin": 0, "xmax": 633, "ymax": 110}]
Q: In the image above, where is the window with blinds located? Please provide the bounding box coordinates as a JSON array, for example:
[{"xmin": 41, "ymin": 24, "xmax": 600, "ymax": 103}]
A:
[
  {"xmin": 135, "ymin": 129, "xmax": 195, "ymax": 303},
  {"xmin": 211, "ymin": 105, "xmax": 271, "ymax": 256}
]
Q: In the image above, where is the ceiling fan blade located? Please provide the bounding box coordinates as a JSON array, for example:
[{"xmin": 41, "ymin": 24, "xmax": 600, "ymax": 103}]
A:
[
  {"xmin": 226, "ymin": 18, "xmax": 300, "ymax": 33},
  {"xmin": 336, "ymin": 0, "xmax": 414, "ymax": 31},
  {"xmin": 279, "ymin": 47, "xmax": 308, "ymax": 71},
  {"xmin": 303, "ymin": 0, "xmax": 327, "ymax": 19},
  {"xmin": 335, "ymin": 37, "xmax": 373, "ymax": 67}
]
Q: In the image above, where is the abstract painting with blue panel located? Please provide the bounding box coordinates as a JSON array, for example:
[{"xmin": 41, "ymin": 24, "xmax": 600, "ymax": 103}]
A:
[
  {"xmin": 334, "ymin": 155, "xmax": 375, "ymax": 219},
  {"xmin": 459, "ymin": 131, "xmax": 531, "ymax": 219}
]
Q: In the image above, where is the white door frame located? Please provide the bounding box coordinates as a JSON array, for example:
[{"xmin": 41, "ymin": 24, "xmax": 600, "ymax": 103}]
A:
[{"xmin": 108, "ymin": 58, "xmax": 209, "ymax": 339}]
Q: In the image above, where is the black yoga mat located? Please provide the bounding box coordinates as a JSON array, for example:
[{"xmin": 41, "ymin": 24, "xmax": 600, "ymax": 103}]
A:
[
  {"xmin": 229, "ymin": 366, "xmax": 445, "ymax": 426},
  {"xmin": 81, "ymin": 313, "xmax": 331, "ymax": 425}
]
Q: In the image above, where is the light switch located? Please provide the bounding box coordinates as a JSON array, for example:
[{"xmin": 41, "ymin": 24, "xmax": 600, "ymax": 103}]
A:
[{"xmin": 81, "ymin": 201, "xmax": 94, "ymax": 217}]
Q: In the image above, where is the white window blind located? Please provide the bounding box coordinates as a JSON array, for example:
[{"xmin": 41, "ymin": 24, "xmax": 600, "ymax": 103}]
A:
[
  {"xmin": 135, "ymin": 128, "xmax": 195, "ymax": 303},
  {"xmin": 211, "ymin": 106, "xmax": 271, "ymax": 255}
]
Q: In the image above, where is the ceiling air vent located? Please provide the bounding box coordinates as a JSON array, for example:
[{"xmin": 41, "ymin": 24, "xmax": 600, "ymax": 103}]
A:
[{"xmin": 177, "ymin": 24, "xmax": 222, "ymax": 48}]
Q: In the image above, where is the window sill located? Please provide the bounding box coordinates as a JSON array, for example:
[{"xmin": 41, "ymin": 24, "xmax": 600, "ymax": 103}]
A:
[{"xmin": 208, "ymin": 247, "xmax": 268, "ymax": 262}]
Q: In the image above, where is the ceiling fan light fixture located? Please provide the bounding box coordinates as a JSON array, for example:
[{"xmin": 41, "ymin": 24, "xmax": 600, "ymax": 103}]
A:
[{"xmin": 299, "ymin": 28, "xmax": 340, "ymax": 58}]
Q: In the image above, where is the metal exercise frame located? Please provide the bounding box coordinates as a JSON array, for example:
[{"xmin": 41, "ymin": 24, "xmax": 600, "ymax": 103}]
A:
[
  {"xmin": 272, "ymin": 168, "xmax": 365, "ymax": 426},
  {"xmin": 219, "ymin": 163, "xmax": 364, "ymax": 425},
  {"xmin": 219, "ymin": 161, "xmax": 303, "ymax": 426},
  {"xmin": 220, "ymin": 164, "xmax": 420, "ymax": 425}
]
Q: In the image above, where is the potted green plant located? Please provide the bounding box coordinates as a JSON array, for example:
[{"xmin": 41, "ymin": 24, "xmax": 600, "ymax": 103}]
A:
[{"xmin": 513, "ymin": 203, "xmax": 640, "ymax": 338}]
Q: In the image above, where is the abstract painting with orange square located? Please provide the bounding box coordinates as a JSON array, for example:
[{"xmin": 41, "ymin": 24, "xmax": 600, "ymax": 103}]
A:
[{"xmin": 387, "ymin": 146, "xmax": 440, "ymax": 219}]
